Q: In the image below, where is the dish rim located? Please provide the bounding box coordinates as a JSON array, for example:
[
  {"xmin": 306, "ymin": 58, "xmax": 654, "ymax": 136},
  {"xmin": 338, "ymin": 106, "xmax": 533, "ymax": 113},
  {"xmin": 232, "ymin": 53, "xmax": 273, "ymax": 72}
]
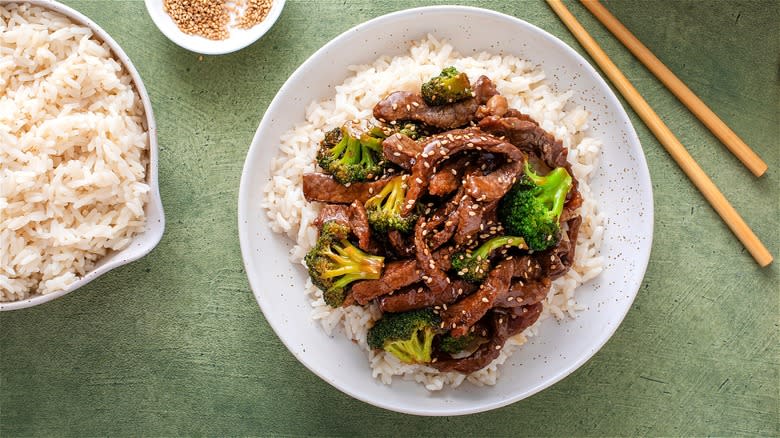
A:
[
  {"xmin": 237, "ymin": 5, "xmax": 654, "ymax": 415},
  {"xmin": 0, "ymin": 0, "xmax": 166, "ymax": 311}
]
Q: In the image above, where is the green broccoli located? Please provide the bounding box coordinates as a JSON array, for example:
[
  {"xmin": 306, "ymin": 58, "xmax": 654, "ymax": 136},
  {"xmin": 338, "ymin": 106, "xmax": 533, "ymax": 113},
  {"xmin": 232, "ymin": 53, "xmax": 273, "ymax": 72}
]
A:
[
  {"xmin": 498, "ymin": 161, "xmax": 573, "ymax": 251},
  {"xmin": 364, "ymin": 175, "xmax": 417, "ymax": 234},
  {"xmin": 367, "ymin": 309, "xmax": 441, "ymax": 364},
  {"xmin": 439, "ymin": 333, "xmax": 482, "ymax": 355},
  {"xmin": 420, "ymin": 66, "xmax": 473, "ymax": 106},
  {"xmin": 451, "ymin": 235, "xmax": 527, "ymax": 282},
  {"xmin": 316, "ymin": 125, "xmax": 384, "ymax": 184},
  {"xmin": 367, "ymin": 121, "xmax": 432, "ymax": 141},
  {"xmin": 304, "ymin": 221, "xmax": 385, "ymax": 307}
]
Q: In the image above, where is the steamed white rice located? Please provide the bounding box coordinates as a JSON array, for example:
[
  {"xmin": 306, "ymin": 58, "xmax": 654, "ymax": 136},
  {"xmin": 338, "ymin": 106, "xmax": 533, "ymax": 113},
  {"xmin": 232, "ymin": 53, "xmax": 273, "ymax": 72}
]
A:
[
  {"xmin": 0, "ymin": 4, "xmax": 149, "ymax": 301},
  {"xmin": 262, "ymin": 36, "xmax": 605, "ymax": 390}
]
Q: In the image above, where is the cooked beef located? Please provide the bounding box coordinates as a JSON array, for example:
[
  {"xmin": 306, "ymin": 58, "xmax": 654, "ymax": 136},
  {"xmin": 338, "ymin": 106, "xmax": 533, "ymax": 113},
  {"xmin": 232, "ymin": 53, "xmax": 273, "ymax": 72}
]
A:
[
  {"xmin": 432, "ymin": 303, "xmax": 542, "ymax": 373},
  {"xmin": 378, "ymin": 279, "xmax": 477, "ymax": 313},
  {"xmin": 382, "ymin": 133, "xmax": 421, "ymax": 170},
  {"xmin": 312, "ymin": 202, "xmax": 378, "ymax": 253},
  {"xmin": 453, "ymin": 197, "xmax": 499, "ymax": 246},
  {"xmin": 540, "ymin": 215, "xmax": 582, "ymax": 279},
  {"xmin": 402, "ymin": 128, "xmax": 525, "ymax": 215},
  {"xmin": 509, "ymin": 255, "xmax": 544, "ymax": 282},
  {"xmin": 472, "ymin": 75, "xmax": 499, "ymax": 104},
  {"xmin": 422, "ymin": 189, "xmax": 463, "ymax": 250},
  {"xmin": 478, "ymin": 115, "xmax": 570, "ymax": 170},
  {"xmin": 475, "ymin": 94, "xmax": 509, "ymax": 119},
  {"xmin": 350, "ymin": 259, "xmax": 419, "ymax": 305},
  {"xmin": 495, "ymin": 277, "xmax": 551, "ymax": 307},
  {"xmin": 413, "ymin": 215, "xmax": 454, "ymax": 295},
  {"xmin": 373, "ymin": 91, "xmax": 479, "ymax": 129},
  {"xmin": 387, "ymin": 230, "xmax": 415, "ymax": 258},
  {"xmin": 442, "ymin": 258, "xmax": 517, "ymax": 337},
  {"xmin": 464, "ymin": 159, "xmax": 524, "ymax": 202},
  {"xmin": 302, "ymin": 173, "xmax": 391, "ymax": 204},
  {"xmin": 313, "ymin": 204, "xmax": 351, "ymax": 228},
  {"xmin": 348, "ymin": 201, "xmax": 379, "ymax": 253},
  {"xmin": 350, "ymin": 247, "xmax": 454, "ymax": 305}
]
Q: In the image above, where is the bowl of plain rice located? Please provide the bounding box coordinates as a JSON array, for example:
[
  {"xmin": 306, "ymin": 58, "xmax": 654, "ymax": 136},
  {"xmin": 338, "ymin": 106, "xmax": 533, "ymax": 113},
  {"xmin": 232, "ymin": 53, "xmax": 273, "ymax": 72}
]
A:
[
  {"xmin": 240, "ymin": 6, "xmax": 653, "ymax": 415},
  {"xmin": 0, "ymin": 1, "xmax": 164, "ymax": 310}
]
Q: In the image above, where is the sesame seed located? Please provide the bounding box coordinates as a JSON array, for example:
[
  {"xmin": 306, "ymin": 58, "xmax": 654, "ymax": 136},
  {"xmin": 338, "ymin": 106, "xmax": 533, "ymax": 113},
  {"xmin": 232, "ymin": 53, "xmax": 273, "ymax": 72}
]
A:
[{"xmin": 481, "ymin": 297, "xmax": 489, "ymax": 303}]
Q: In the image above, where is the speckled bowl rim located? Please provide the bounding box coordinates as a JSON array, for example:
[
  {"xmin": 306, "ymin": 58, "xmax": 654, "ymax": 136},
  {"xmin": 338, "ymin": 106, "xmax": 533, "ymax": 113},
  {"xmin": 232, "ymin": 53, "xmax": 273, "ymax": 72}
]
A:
[
  {"xmin": 1, "ymin": 1, "xmax": 165, "ymax": 311},
  {"xmin": 238, "ymin": 5, "xmax": 653, "ymax": 415}
]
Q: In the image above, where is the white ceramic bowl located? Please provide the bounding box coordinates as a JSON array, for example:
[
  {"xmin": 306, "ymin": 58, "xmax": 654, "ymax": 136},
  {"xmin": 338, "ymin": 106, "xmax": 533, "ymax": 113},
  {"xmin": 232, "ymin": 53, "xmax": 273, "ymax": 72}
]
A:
[
  {"xmin": 238, "ymin": 6, "xmax": 653, "ymax": 415},
  {"xmin": 144, "ymin": 0, "xmax": 285, "ymax": 55},
  {"xmin": 0, "ymin": 0, "xmax": 165, "ymax": 311}
]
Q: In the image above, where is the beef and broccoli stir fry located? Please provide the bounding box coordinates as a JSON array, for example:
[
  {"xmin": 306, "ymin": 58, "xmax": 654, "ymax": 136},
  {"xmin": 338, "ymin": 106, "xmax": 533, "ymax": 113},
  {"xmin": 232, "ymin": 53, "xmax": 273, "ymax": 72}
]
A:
[{"xmin": 301, "ymin": 67, "xmax": 583, "ymax": 374}]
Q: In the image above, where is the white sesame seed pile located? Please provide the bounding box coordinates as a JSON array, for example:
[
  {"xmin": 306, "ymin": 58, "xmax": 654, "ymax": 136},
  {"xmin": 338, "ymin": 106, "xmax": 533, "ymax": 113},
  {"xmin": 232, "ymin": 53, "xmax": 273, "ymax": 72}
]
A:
[{"xmin": 163, "ymin": 0, "xmax": 273, "ymax": 41}]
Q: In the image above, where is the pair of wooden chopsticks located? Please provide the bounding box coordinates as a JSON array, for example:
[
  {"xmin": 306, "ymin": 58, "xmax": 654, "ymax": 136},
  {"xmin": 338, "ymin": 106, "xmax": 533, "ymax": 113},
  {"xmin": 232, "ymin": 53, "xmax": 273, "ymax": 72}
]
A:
[{"xmin": 546, "ymin": 0, "xmax": 773, "ymax": 267}]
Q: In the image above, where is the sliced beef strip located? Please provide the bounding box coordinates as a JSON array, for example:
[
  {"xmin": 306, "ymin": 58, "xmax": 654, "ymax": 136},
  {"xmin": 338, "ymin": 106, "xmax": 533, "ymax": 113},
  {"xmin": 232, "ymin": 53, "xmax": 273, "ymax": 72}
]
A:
[
  {"xmin": 477, "ymin": 115, "xmax": 571, "ymax": 173},
  {"xmin": 303, "ymin": 173, "xmax": 391, "ymax": 204},
  {"xmin": 402, "ymin": 128, "xmax": 525, "ymax": 216},
  {"xmin": 453, "ymin": 197, "xmax": 499, "ymax": 247},
  {"xmin": 313, "ymin": 204, "xmax": 350, "ymax": 228},
  {"xmin": 350, "ymin": 259, "xmax": 419, "ymax": 305},
  {"xmin": 373, "ymin": 91, "xmax": 478, "ymax": 130},
  {"xmin": 350, "ymin": 247, "xmax": 454, "ymax": 305},
  {"xmin": 382, "ymin": 133, "xmax": 421, "ymax": 170},
  {"xmin": 477, "ymin": 115, "xmax": 583, "ymax": 214},
  {"xmin": 472, "ymin": 75, "xmax": 499, "ymax": 104},
  {"xmin": 372, "ymin": 76, "xmax": 497, "ymax": 130},
  {"xmin": 422, "ymin": 188, "xmax": 463, "ymax": 250},
  {"xmin": 495, "ymin": 277, "xmax": 551, "ymax": 308},
  {"xmin": 539, "ymin": 215, "xmax": 582, "ymax": 279},
  {"xmin": 464, "ymin": 159, "xmax": 524, "ymax": 203},
  {"xmin": 475, "ymin": 94, "xmax": 509, "ymax": 119},
  {"xmin": 348, "ymin": 201, "xmax": 380, "ymax": 253},
  {"xmin": 386, "ymin": 230, "xmax": 415, "ymax": 258},
  {"xmin": 442, "ymin": 258, "xmax": 518, "ymax": 337},
  {"xmin": 312, "ymin": 202, "xmax": 378, "ymax": 253},
  {"xmin": 378, "ymin": 279, "xmax": 477, "ymax": 313},
  {"xmin": 413, "ymin": 215, "xmax": 454, "ymax": 296},
  {"xmin": 432, "ymin": 303, "xmax": 542, "ymax": 374},
  {"xmin": 508, "ymin": 255, "xmax": 544, "ymax": 282}
]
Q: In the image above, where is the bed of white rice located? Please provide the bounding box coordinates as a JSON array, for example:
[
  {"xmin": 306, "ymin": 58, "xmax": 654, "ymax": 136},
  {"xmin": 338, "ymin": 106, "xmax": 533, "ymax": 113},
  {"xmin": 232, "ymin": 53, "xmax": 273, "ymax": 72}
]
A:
[
  {"xmin": 262, "ymin": 36, "xmax": 605, "ymax": 390},
  {"xmin": 0, "ymin": 4, "xmax": 149, "ymax": 301}
]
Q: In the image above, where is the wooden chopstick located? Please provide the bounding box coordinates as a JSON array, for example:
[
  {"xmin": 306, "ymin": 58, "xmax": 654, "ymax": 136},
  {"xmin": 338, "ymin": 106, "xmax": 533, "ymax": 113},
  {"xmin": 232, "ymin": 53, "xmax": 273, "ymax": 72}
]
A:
[
  {"xmin": 546, "ymin": 0, "xmax": 773, "ymax": 267},
  {"xmin": 580, "ymin": 0, "xmax": 768, "ymax": 177}
]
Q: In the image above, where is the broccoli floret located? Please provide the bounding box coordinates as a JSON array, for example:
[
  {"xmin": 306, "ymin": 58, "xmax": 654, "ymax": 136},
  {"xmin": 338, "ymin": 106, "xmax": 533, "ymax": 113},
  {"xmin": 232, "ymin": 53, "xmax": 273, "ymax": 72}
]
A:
[
  {"xmin": 304, "ymin": 221, "xmax": 385, "ymax": 307},
  {"xmin": 421, "ymin": 66, "xmax": 473, "ymax": 106},
  {"xmin": 368, "ymin": 121, "xmax": 433, "ymax": 141},
  {"xmin": 367, "ymin": 309, "xmax": 441, "ymax": 364},
  {"xmin": 364, "ymin": 175, "xmax": 417, "ymax": 234},
  {"xmin": 317, "ymin": 125, "xmax": 384, "ymax": 184},
  {"xmin": 439, "ymin": 333, "xmax": 482, "ymax": 355},
  {"xmin": 498, "ymin": 161, "xmax": 573, "ymax": 251},
  {"xmin": 451, "ymin": 235, "xmax": 527, "ymax": 282}
]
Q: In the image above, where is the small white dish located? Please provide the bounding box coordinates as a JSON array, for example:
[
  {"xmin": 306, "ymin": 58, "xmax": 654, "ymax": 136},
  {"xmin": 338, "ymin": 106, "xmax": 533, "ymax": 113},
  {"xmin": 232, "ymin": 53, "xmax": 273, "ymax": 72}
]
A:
[
  {"xmin": 238, "ymin": 6, "xmax": 653, "ymax": 415},
  {"xmin": 144, "ymin": 0, "xmax": 285, "ymax": 55},
  {"xmin": 0, "ymin": 0, "xmax": 165, "ymax": 311}
]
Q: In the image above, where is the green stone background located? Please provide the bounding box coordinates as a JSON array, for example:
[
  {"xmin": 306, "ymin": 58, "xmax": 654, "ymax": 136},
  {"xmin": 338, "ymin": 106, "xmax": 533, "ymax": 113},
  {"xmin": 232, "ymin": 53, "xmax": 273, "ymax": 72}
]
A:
[{"xmin": 1, "ymin": 0, "xmax": 778, "ymax": 435}]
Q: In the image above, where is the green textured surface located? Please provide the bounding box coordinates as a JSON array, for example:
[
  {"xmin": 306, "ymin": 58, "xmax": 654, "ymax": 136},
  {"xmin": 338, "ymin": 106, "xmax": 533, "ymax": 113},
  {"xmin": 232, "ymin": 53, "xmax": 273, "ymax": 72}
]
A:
[{"xmin": 1, "ymin": 0, "xmax": 778, "ymax": 435}]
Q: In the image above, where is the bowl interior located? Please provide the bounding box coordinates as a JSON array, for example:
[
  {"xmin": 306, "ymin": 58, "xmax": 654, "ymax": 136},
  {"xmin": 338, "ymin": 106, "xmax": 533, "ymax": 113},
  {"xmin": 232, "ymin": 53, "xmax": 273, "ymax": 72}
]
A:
[
  {"xmin": 0, "ymin": 0, "xmax": 165, "ymax": 311},
  {"xmin": 238, "ymin": 6, "xmax": 653, "ymax": 415},
  {"xmin": 144, "ymin": 0, "xmax": 286, "ymax": 55}
]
